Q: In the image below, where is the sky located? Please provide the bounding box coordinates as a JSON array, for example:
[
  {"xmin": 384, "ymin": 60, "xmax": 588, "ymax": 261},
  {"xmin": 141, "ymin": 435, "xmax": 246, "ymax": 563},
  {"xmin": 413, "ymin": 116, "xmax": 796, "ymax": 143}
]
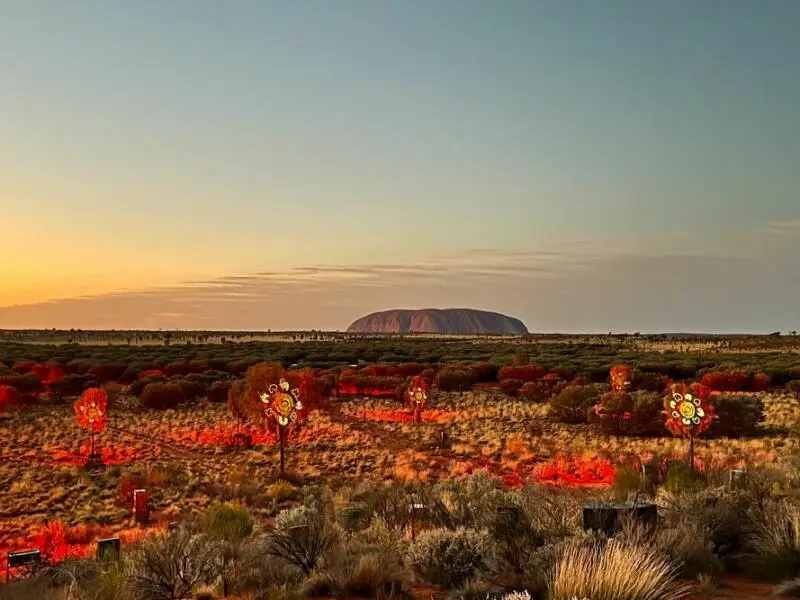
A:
[{"xmin": 1, "ymin": 0, "xmax": 799, "ymax": 333}]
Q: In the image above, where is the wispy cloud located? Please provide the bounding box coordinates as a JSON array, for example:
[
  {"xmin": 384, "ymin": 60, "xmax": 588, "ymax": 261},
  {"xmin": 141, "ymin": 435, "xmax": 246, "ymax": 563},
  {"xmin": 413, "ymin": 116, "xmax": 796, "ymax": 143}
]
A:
[{"xmin": 2, "ymin": 227, "xmax": 799, "ymax": 332}]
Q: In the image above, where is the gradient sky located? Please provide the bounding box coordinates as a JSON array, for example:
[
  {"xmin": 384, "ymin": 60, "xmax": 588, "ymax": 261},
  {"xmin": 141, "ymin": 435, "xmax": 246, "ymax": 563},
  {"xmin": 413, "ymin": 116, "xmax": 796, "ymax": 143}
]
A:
[{"xmin": 1, "ymin": 1, "xmax": 799, "ymax": 332}]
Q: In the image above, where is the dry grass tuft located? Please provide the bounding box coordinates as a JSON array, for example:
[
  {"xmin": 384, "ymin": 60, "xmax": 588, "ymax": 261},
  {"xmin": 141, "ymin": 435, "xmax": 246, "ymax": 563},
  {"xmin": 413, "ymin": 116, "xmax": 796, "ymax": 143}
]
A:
[{"xmin": 549, "ymin": 540, "xmax": 688, "ymax": 600}]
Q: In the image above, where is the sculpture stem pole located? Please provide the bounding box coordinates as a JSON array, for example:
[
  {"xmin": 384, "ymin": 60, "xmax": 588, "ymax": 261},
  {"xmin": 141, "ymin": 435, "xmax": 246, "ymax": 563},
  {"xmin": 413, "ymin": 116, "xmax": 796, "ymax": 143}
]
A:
[
  {"xmin": 688, "ymin": 432, "xmax": 695, "ymax": 471},
  {"xmin": 279, "ymin": 426, "xmax": 285, "ymax": 474}
]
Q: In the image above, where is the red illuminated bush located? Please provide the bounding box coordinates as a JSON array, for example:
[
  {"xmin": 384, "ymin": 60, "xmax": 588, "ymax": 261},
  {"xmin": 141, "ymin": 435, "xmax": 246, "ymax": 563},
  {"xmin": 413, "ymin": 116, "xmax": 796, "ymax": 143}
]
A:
[
  {"xmin": 359, "ymin": 364, "xmax": 394, "ymax": 377},
  {"xmin": 0, "ymin": 385, "xmax": 22, "ymax": 412},
  {"xmin": 609, "ymin": 364, "xmax": 633, "ymax": 393},
  {"xmin": 338, "ymin": 374, "xmax": 404, "ymax": 397},
  {"xmin": 12, "ymin": 360, "xmax": 36, "ymax": 374},
  {"xmin": 699, "ymin": 370, "xmax": 770, "ymax": 392},
  {"xmin": 498, "ymin": 364, "xmax": 547, "ymax": 382},
  {"xmin": 139, "ymin": 382, "xmax": 185, "ymax": 410},
  {"xmin": 30, "ymin": 363, "xmax": 65, "ymax": 384},
  {"xmin": 138, "ymin": 369, "xmax": 166, "ymax": 380},
  {"xmin": 74, "ymin": 388, "xmax": 108, "ymax": 432}
]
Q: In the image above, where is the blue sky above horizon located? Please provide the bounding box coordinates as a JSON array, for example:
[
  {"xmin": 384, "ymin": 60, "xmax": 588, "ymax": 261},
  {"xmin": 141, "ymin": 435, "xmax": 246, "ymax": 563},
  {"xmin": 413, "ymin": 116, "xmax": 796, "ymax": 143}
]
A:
[{"xmin": 1, "ymin": 1, "xmax": 799, "ymax": 332}]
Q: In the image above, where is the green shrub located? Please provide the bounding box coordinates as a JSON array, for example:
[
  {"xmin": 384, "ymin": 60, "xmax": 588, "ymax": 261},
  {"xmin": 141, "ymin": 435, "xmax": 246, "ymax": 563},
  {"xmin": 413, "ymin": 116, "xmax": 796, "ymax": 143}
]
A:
[
  {"xmin": 589, "ymin": 391, "xmax": 665, "ymax": 436},
  {"xmin": 340, "ymin": 552, "xmax": 407, "ymax": 598},
  {"xmin": 788, "ymin": 380, "xmax": 800, "ymax": 395},
  {"xmin": 199, "ymin": 502, "xmax": 253, "ymax": 543},
  {"xmin": 549, "ymin": 385, "xmax": 601, "ymax": 424},
  {"xmin": 407, "ymin": 527, "xmax": 490, "ymax": 588},
  {"xmin": 658, "ymin": 488, "xmax": 752, "ymax": 576},
  {"xmin": 612, "ymin": 464, "xmax": 650, "ymax": 500},
  {"xmin": 436, "ymin": 367, "xmax": 478, "ymax": 392},
  {"xmin": 743, "ymin": 500, "xmax": 800, "ymax": 582},
  {"xmin": 706, "ymin": 395, "xmax": 764, "ymax": 438},
  {"xmin": 663, "ymin": 461, "xmax": 704, "ymax": 494},
  {"xmin": 267, "ymin": 506, "xmax": 338, "ymax": 576}
]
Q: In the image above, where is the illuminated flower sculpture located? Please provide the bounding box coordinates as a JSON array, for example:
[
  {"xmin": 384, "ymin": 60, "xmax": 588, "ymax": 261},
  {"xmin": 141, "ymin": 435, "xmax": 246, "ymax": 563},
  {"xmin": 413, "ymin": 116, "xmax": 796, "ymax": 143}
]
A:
[
  {"xmin": 405, "ymin": 376, "xmax": 430, "ymax": 423},
  {"xmin": 260, "ymin": 379, "xmax": 303, "ymax": 427},
  {"xmin": 73, "ymin": 388, "xmax": 108, "ymax": 465},
  {"xmin": 244, "ymin": 362, "xmax": 316, "ymax": 474},
  {"xmin": 664, "ymin": 382, "xmax": 714, "ymax": 469},
  {"xmin": 609, "ymin": 364, "xmax": 633, "ymax": 393}
]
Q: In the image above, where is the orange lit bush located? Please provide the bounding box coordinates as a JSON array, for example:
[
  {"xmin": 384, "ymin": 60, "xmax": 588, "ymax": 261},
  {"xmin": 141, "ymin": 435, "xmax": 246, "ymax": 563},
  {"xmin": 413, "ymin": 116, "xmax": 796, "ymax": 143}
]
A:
[
  {"xmin": 338, "ymin": 374, "xmax": 404, "ymax": 398},
  {"xmin": 31, "ymin": 363, "xmax": 65, "ymax": 385},
  {"xmin": 609, "ymin": 364, "xmax": 633, "ymax": 393},
  {"xmin": 74, "ymin": 388, "xmax": 108, "ymax": 432},
  {"xmin": 50, "ymin": 440, "xmax": 138, "ymax": 465},
  {"xmin": 356, "ymin": 408, "xmax": 459, "ymax": 424},
  {"xmin": 532, "ymin": 456, "xmax": 617, "ymax": 487},
  {"xmin": 138, "ymin": 369, "xmax": 166, "ymax": 380},
  {"xmin": 1, "ymin": 521, "xmax": 160, "ymax": 579},
  {"xmin": 699, "ymin": 370, "xmax": 770, "ymax": 392},
  {"xmin": 0, "ymin": 385, "xmax": 22, "ymax": 412}
]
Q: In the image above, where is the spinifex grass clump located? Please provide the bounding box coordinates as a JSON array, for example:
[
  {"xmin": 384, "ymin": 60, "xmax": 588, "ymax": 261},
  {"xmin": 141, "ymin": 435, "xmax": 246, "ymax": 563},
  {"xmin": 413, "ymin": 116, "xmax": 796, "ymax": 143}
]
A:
[{"xmin": 549, "ymin": 540, "xmax": 687, "ymax": 600}]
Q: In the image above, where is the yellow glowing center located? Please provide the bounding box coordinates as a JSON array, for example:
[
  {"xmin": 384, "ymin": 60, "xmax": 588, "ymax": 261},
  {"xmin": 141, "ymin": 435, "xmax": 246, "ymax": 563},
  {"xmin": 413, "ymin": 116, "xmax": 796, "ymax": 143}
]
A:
[
  {"xmin": 678, "ymin": 401, "xmax": 696, "ymax": 420},
  {"xmin": 273, "ymin": 393, "xmax": 295, "ymax": 417}
]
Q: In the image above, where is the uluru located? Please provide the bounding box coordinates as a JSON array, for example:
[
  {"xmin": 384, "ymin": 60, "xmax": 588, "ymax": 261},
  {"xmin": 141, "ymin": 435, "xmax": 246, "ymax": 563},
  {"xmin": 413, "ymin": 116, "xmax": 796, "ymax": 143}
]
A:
[{"xmin": 346, "ymin": 308, "xmax": 528, "ymax": 334}]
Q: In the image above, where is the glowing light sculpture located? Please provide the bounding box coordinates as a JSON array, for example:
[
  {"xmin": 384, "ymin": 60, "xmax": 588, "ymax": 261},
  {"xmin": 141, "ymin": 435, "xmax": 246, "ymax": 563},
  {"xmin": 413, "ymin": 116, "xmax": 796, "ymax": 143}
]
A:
[
  {"xmin": 259, "ymin": 378, "xmax": 303, "ymax": 473},
  {"xmin": 609, "ymin": 364, "xmax": 633, "ymax": 393},
  {"xmin": 404, "ymin": 376, "xmax": 430, "ymax": 423},
  {"xmin": 664, "ymin": 382, "xmax": 714, "ymax": 470},
  {"xmin": 73, "ymin": 388, "xmax": 108, "ymax": 466}
]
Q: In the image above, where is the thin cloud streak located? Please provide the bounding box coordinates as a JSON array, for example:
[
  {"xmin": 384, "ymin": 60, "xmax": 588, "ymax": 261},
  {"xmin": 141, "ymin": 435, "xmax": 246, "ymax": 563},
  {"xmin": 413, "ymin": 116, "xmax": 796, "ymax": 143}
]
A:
[{"xmin": 1, "ymin": 227, "xmax": 799, "ymax": 332}]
